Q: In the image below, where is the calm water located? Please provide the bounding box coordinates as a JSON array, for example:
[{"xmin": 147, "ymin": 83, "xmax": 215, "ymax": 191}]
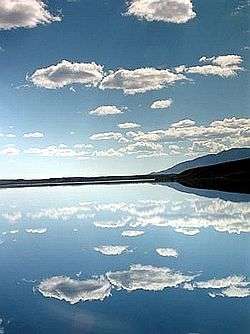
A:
[{"xmin": 0, "ymin": 184, "xmax": 249, "ymax": 334}]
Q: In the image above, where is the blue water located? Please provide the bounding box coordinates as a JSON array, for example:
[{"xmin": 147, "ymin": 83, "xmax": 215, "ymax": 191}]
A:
[{"xmin": 0, "ymin": 184, "xmax": 249, "ymax": 333}]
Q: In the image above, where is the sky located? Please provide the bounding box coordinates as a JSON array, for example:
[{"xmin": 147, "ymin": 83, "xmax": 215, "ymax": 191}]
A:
[{"xmin": 0, "ymin": 0, "xmax": 249, "ymax": 178}]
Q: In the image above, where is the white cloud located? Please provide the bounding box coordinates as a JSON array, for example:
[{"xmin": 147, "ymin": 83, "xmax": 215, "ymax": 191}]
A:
[
  {"xmin": 151, "ymin": 99, "xmax": 173, "ymax": 109},
  {"xmin": 2, "ymin": 211, "xmax": 22, "ymax": 222},
  {"xmin": 174, "ymin": 227, "xmax": 200, "ymax": 236},
  {"xmin": 194, "ymin": 275, "xmax": 250, "ymax": 298},
  {"xmin": 177, "ymin": 55, "xmax": 243, "ymax": 77},
  {"xmin": 0, "ymin": 146, "xmax": 20, "ymax": 156},
  {"xmin": 100, "ymin": 67, "xmax": 186, "ymax": 94},
  {"xmin": 125, "ymin": 0, "xmax": 196, "ymax": 24},
  {"xmin": 156, "ymin": 248, "xmax": 178, "ymax": 257},
  {"xmin": 29, "ymin": 60, "xmax": 104, "ymax": 89},
  {"xmin": 89, "ymin": 105, "xmax": 125, "ymax": 116},
  {"xmin": 94, "ymin": 220, "xmax": 127, "ymax": 228},
  {"xmin": 215, "ymin": 286, "xmax": 250, "ymax": 298},
  {"xmin": 121, "ymin": 230, "xmax": 144, "ymax": 237},
  {"xmin": 200, "ymin": 55, "xmax": 243, "ymax": 67},
  {"xmin": 23, "ymin": 132, "xmax": 44, "ymax": 138},
  {"xmin": 118, "ymin": 122, "xmax": 141, "ymax": 129},
  {"xmin": 195, "ymin": 275, "xmax": 248, "ymax": 289},
  {"xmin": 37, "ymin": 275, "xmax": 112, "ymax": 304},
  {"xmin": 94, "ymin": 245, "xmax": 129, "ymax": 255},
  {"xmin": 25, "ymin": 228, "xmax": 47, "ymax": 234},
  {"xmin": 106, "ymin": 264, "xmax": 196, "ymax": 291},
  {"xmin": 90, "ymin": 132, "xmax": 123, "ymax": 141},
  {"xmin": 24, "ymin": 144, "xmax": 92, "ymax": 158},
  {"xmin": 122, "ymin": 116, "xmax": 250, "ymax": 157},
  {"xmin": 0, "ymin": 0, "xmax": 61, "ymax": 30}
]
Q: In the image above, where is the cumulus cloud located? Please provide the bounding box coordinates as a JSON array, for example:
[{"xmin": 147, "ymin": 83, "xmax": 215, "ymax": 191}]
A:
[
  {"xmin": 106, "ymin": 264, "xmax": 196, "ymax": 291},
  {"xmin": 24, "ymin": 144, "xmax": 92, "ymax": 159},
  {"xmin": 0, "ymin": 146, "xmax": 20, "ymax": 156},
  {"xmin": 177, "ymin": 55, "xmax": 243, "ymax": 77},
  {"xmin": 25, "ymin": 228, "xmax": 47, "ymax": 234},
  {"xmin": 90, "ymin": 132, "xmax": 123, "ymax": 141},
  {"xmin": 194, "ymin": 275, "xmax": 250, "ymax": 298},
  {"xmin": 121, "ymin": 230, "xmax": 144, "ymax": 237},
  {"xmin": 0, "ymin": 0, "xmax": 61, "ymax": 30},
  {"xmin": 23, "ymin": 132, "xmax": 44, "ymax": 138},
  {"xmin": 151, "ymin": 99, "xmax": 173, "ymax": 109},
  {"xmin": 118, "ymin": 122, "xmax": 141, "ymax": 129},
  {"xmin": 100, "ymin": 67, "xmax": 186, "ymax": 94},
  {"xmin": 89, "ymin": 105, "xmax": 125, "ymax": 116},
  {"xmin": 94, "ymin": 220, "xmax": 127, "ymax": 228},
  {"xmin": 121, "ymin": 116, "xmax": 250, "ymax": 157},
  {"xmin": 125, "ymin": 0, "xmax": 196, "ymax": 24},
  {"xmin": 37, "ymin": 275, "xmax": 112, "ymax": 304},
  {"xmin": 94, "ymin": 245, "xmax": 129, "ymax": 255},
  {"xmin": 156, "ymin": 248, "xmax": 178, "ymax": 257},
  {"xmin": 214, "ymin": 286, "xmax": 250, "ymax": 298},
  {"xmin": 29, "ymin": 60, "xmax": 104, "ymax": 89},
  {"xmin": 2, "ymin": 211, "xmax": 22, "ymax": 223},
  {"xmin": 24, "ymin": 197, "xmax": 250, "ymax": 236}
]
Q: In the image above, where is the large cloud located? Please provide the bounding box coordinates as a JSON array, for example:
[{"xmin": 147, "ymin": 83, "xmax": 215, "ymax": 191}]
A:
[
  {"xmin": 125, "ymin": 0, "xmax": 196, "ymax": 24},
  {"xmin": 0, "ymin": 0, "xmax": 61, "ymax": 30},
  {"xmin": 29, "ymin": 60, "xmax": 104, "ymax": 89},
  {"xmin": 106, "ymin": 264, "xmax": 196, "ymax": 291},
  {"xmin": 100, "ymin": 68, "xmax": 186, "ymax": 94},
  {"xmin": 37, "ymin": 275, "xmax": 112, "ymax": 304}
]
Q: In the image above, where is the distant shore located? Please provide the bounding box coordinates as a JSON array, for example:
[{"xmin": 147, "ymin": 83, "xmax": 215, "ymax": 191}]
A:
[
  {"xmin": 1, "ymin": 158, "xmax": 249, "ymax": 194},
  {"xmin": 0, "ymin": 174, "xmax": 174, "ymax": 189}
]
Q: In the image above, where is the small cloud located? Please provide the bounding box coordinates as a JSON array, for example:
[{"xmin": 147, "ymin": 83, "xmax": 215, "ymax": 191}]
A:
[
  {"xmin": 121, "ymin": 230, "xmax": 144, "ymax": 237},
  {"xmin": 25, "ymin": 228, "xmax": 47, "ymax": 234},
  {"xmin": 156, "ymin": 248, "xmax": 178, "ymax": 257},
  {"xmin": 0, "ymin": 146, "xmax": 20, "ymax": 156},
  {"xmin": 94, "ymin": 245, "xmax": 129, "ymax": 256},
  {"xmin": 23, "ymin": 132, "xmax": 44, "ymax": 138},
  {"xmin": 118, "ymin": 122, "xmax": 141, "ymax": 129},
  {"xmin": 151, "ymin": 99, "xmax": 173, "ymax": 109},
  {"xmin": 94, "ymin": 220, "xmax": 127, "ymax": 228},
  {"xmin": 90, "ymin": 132, "xmax": 123, "ymax": 141},
  {"xmin": 89, "ymin": 105, "xmax": 125, "ymax": 116},
  {"xmin": 125, "ymin": 0, "xmax": 196, "ymax": 24}
]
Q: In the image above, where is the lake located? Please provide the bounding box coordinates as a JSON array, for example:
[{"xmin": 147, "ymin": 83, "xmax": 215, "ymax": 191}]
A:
[{"xmin": 0, "ymin": 184, "xmax": 249, "ymax": 333}]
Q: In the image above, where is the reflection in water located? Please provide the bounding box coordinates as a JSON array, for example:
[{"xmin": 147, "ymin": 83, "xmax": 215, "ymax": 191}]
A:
[
  {"xmin": 37, "ymin": 275, "xmax": 112, "ymax": 304},
  {"xmin": 37, "ymin": 266, "xmax": 250, "ymax": 304},
  {"xmin": 2, "ymin": 197, "xmax": 249, "ymax": 235},
  {"xmin": 0, "ymin": 185, "xmax": 249, "ymax": 333},
  {"xmin": 156, "ymin": 248, "xmax": 179, "ymax": 257},
  {"xmin": 94, "ymin": 245, "xmax": 130, "ymax": 256}
]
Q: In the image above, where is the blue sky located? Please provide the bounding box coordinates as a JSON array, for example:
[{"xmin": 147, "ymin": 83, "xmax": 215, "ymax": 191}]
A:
[{"xmin": 0, "ymin": 0, "xmax": 249, "ymax": 178}]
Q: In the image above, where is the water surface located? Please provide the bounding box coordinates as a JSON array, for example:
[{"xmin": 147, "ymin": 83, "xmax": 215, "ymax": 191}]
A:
[{"xmin": 0, "ymin": 184, "xmax": 249, "ymax": 333}]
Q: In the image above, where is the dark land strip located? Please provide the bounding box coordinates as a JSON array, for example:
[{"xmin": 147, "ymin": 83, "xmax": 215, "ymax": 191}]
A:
[{"xmin": 0, "ymin": 158, "xmax": 249, "ymax": 194}]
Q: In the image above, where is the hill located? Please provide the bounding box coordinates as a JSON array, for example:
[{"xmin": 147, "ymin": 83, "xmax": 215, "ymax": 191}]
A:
[{"xmin": 155, "ymin": 148, "xmax": 250, "ymax": 174}]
